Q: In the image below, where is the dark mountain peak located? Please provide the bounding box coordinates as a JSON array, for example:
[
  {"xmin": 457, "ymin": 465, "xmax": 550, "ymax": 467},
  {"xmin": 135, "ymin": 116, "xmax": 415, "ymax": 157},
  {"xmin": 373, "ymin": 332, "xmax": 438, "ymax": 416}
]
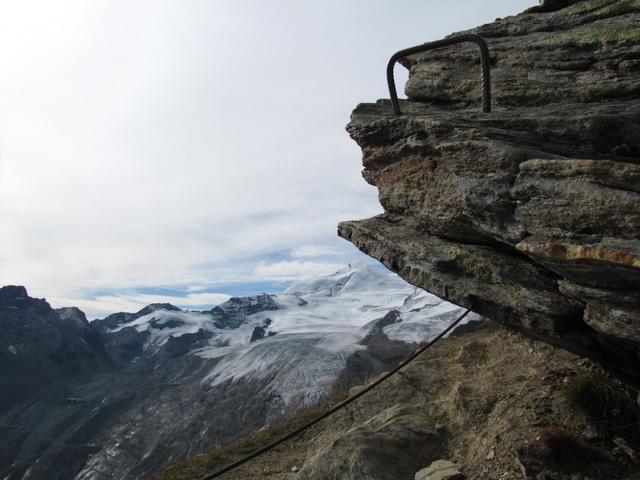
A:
[
  {"xmin": 92, "ymin": 311, "xmax": 136, "ymax": 332},
  {"xmin": 0, "ymin": 285, "xmax": 28, "ymax": 300},
  {"xmin": 136, "ymin": 303, "xmax": 182, "ymax": 316},
  {"xmin": 0, "ymin": 285, "xmax": 51, "ymax": 313},
  {"xmin": 0, "ymin": 287, "xmax": 112, "ymax": 414},
  {"xmin": 56, "ymin": 307, "xmax": 90, "ymax": 327},
  {"xmin": 217, "ymin": 293, "xmax": 278, "ymax": 312},
  {"xmin": 93, "ymin": 303, "xmax": 181, "ymax": 333},
  {"xmin": 210, "ymin": 294, "xmax": 279, "ymax": 329}
]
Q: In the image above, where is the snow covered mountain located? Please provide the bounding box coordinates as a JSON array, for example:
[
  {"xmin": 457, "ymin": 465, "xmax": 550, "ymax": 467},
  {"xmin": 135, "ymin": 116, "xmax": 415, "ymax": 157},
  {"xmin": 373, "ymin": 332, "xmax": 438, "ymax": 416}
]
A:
[
  {"xmin": 194, "ymin": 263, "xmax": 466, "ymax": 404},
  {"xmin": 1, "ymin": 263, "xmax": 472, "ymax": 480},
  {"xmin": 93, "ymin": 262, "xmax": 466, "ymax": 405}
]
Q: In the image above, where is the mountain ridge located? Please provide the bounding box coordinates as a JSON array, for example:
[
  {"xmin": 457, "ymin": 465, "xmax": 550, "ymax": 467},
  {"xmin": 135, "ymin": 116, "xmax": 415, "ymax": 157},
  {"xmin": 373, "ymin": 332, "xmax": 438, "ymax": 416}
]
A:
[{"xmin": 0, "ymin": 263, "xmax": 470, "ymax": 479}]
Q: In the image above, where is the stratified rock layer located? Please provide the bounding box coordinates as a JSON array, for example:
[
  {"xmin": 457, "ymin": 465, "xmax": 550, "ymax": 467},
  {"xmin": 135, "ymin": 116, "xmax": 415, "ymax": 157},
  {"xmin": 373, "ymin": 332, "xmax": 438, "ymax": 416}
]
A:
[{"xmin": 339, "ymin": 0, "xmax": 640, "ymax": 384}]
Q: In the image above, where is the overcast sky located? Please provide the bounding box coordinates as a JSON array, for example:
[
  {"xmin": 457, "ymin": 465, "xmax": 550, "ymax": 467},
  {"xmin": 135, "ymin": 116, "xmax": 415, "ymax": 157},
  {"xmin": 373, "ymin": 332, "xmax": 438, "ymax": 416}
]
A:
[{"xmin": 0, "ymin": 0, "xmax": 533, "ymax": 318}]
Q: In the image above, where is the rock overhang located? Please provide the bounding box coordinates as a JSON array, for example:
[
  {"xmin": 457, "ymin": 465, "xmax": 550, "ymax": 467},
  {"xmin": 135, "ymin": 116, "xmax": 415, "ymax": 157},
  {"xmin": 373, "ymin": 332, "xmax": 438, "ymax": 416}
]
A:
[{"xmin": 339, "ymin": 0, "xmax": 640, "ymax": 385}]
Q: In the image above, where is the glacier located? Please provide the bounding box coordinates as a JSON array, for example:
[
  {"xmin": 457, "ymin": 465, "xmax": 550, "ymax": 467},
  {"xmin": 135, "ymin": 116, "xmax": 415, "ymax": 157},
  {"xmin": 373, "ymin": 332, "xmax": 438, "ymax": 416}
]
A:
[{"xmin": 105, "ymin": 261, "xmax": 473, "ymax": 406}]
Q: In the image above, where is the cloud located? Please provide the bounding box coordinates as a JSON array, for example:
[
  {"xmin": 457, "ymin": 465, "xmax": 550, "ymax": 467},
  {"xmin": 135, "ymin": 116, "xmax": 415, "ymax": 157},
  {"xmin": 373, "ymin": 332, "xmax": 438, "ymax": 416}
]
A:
[
  {"xmin": 50, "ymin": 291, "xmax": 232, "ymax": 320},
  {"xmin": 290, "ymin": 244, "xmax": 342, "ymax": 258},
  {"xmin": 0, "ymin": 0, "xmax": 534, "ymax": 311},
  {"xmin": 130, "ymin": 292, "xmax": 232, "ymax": 307},
  {"xmin": 254, "ymin": 261, "xmax": 343, "ymax": 281}
]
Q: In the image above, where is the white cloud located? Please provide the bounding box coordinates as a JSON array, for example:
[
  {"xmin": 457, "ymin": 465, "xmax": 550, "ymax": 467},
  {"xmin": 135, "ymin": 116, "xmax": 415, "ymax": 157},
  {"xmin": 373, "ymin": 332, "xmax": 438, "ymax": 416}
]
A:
[
  {"xmin": 254, "ymin": 261, "xmax": 343, "ymax": 281},
  {"xmin": 291, "ymin": 244, "xmax": 342, "ymax": 258},
  {"xmin": 130, "ymin": 292, "xmax": 232, "ymax": 307},
  {"xmin": 0, "ymin": 1, "xmax": 534, "ymax": 306},
  {"xmin": 50, "ymin": 291, "xmax": 232, "ymax": 320}
]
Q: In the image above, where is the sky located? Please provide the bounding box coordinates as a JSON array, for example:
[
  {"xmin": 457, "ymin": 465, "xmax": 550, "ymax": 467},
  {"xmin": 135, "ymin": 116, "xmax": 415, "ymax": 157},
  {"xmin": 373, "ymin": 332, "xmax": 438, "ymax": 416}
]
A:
[{"xmin": 0, "ymin": 0, "xmax": 534, "ymax": 318}]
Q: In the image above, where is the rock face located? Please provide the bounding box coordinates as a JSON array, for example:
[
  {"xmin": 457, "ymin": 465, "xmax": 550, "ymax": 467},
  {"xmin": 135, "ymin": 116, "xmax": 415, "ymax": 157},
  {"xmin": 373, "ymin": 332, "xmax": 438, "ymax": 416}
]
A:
[
  {"xmin": 338, "ymin": 0, "xmax": 640, "ymax": 384},
  {"xmin": 0, "ymin": 286, "xmax": 112, "ymax": 413}
]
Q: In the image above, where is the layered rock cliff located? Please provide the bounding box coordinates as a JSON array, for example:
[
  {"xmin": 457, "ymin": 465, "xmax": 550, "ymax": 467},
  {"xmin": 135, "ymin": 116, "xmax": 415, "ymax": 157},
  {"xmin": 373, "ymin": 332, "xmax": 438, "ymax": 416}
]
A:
[{"xmin": 339, "ymin": 0, "xmax": 640, "ymax": 385}]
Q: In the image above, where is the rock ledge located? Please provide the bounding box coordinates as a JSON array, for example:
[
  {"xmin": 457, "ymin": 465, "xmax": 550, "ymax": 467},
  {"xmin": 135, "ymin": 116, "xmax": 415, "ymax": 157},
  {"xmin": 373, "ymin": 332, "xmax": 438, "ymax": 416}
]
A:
[{"xmin": 339, "ymin": 0, "xmax": 640, "ymax": 384}]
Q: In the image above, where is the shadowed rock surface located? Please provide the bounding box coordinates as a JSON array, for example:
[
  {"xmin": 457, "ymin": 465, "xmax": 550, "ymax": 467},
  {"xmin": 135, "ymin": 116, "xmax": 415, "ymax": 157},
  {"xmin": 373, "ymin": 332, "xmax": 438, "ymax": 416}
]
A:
[
  {"xmin": 0, "ymin": 286, "xmax": 113, "ymax": 413},
  {"xmin": 339, "ymin": 0, "xmax": 640, "ymax": 385}
]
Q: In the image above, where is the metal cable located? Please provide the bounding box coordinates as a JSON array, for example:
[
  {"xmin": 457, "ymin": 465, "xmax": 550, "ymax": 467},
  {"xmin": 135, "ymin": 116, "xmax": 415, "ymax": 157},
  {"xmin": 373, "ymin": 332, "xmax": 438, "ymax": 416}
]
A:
[
  {"xmin": 196, "ymin": 308, "xmax": 471, "ymax": 480},
  {"xmin": 387, "ymin": 34, "xmax": 492, "ymax": 115}
]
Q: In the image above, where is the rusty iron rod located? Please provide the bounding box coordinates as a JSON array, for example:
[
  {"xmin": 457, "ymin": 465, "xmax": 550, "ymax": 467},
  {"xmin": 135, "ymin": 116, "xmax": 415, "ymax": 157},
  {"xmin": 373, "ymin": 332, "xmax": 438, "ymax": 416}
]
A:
[{"xmin": 387, "ymin": 34, "xmax": 492, "ymax": 115}]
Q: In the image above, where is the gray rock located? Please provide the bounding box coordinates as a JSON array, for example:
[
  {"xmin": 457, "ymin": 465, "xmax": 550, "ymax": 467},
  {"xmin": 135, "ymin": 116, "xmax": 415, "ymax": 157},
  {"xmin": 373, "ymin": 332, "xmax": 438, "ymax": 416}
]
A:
[
  {"xmin": 339, "ymin": 215, "xmax": 584, "ymax": 338},
  {"xmin": 339, "ymin": 0, "xmax": 640, "ymax": 385},
  {"xmin": 415, "ymin": 459, "xmax": 465, "ymax": 480},
  {"xmin": 0, "ymin": 286, "xmax": 112, "ymax": 413},
  {"xmin": 210, "ymin": 293, "xmax": 279, "ymax": 329},
  {"xmin": 250, "ymin": 325, "xmax": 268, "ymax": 342},
  {"xmin": 298, "ymin": 406, "xmax": 445, "ymax": 480},
  {"xmin": 584, "ymin": 303, "xmax": 640, "ymax": 343}
]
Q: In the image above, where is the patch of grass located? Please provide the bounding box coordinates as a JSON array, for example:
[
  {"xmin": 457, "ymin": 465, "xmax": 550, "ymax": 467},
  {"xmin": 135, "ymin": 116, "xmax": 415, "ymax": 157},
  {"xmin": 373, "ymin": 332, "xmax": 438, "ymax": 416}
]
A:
[
  {"xmin": 561, "ymin": 0, "xmax": 640, "ymax": 17},
  {"xmin": 527, "ymin": 21, "xmax": 640, "ymax": 51},
  {"xmin": 565, "ymin": 373, "xmax": 640, "ymax": 440},
  {"xmin": 151, "ymin": 389, "xmax": 349, "ymax": 480}
]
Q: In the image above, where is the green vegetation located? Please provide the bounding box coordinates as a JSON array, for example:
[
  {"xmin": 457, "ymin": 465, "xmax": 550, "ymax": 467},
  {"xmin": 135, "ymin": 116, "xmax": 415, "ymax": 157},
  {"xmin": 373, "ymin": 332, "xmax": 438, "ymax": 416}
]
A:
[
  {"xmin": 528, "ymin": 21, "xmax": 640, "ymax": 50},
  {"xmin": 525, "ymin": 0, "xmax": 640, "ymax": 51},
  {"xmin": 561, "ymin": 0, "xmax": 640, "ymax": 17},
  {"xmin": 152, "ymin": 389, "xmax": 349, "ymax": 480}
]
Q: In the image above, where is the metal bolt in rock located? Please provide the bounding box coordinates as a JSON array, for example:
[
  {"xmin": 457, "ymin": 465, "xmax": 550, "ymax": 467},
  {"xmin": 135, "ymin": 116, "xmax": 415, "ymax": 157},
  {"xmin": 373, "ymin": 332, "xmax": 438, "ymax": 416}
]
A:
[{"xmin": 387, "ymin": 34, "xmax": 492, "ymax": 115}]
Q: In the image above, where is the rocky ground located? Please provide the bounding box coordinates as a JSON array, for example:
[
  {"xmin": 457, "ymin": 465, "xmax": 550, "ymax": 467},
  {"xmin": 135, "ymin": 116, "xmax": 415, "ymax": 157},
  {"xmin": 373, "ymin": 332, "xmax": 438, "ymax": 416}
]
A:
[{"xmin": 155, "ymin": 321, "xmax": 640, "ymax": 480}]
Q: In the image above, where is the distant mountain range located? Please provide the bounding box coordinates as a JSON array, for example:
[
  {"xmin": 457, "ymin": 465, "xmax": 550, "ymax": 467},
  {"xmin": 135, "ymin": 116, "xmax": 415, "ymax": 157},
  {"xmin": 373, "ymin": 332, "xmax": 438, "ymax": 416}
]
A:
[{"xmin": 0, "ymin": 263, "xmax": 470, "ymax": 479}]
